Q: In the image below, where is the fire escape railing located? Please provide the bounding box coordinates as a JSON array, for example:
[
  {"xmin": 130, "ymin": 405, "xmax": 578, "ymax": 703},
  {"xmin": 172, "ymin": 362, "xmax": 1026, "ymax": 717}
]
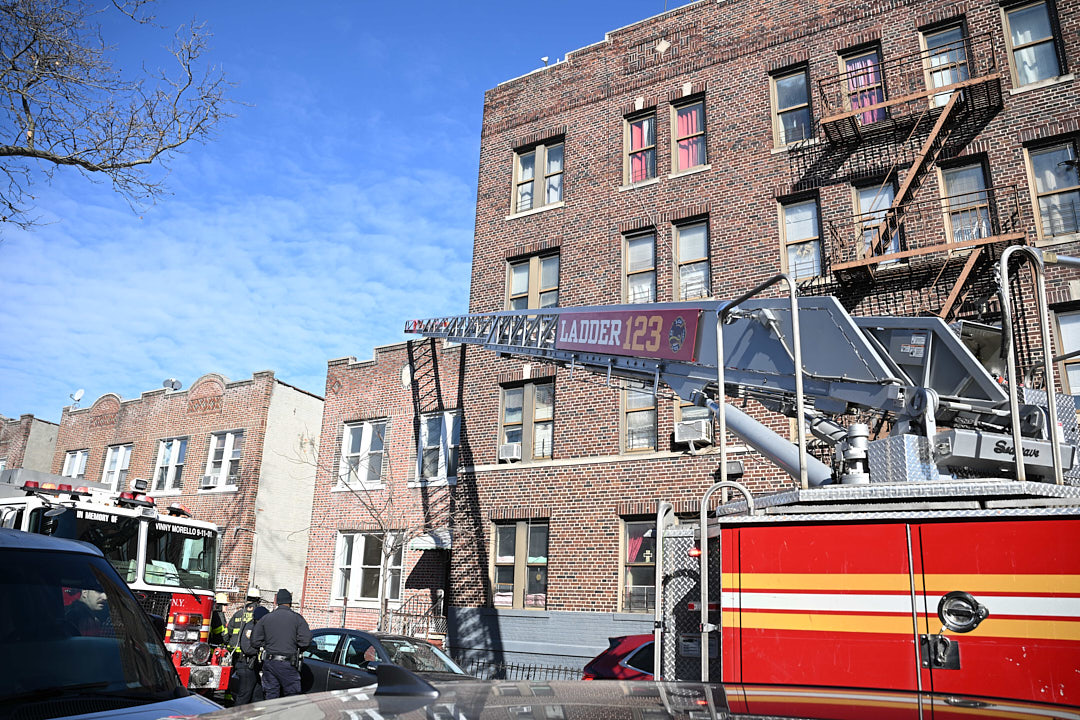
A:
[
  {"xmin": 816, "ymin": 32, "xmax": 999, "ymax": 143},
  {"xmin": 825, "ymin": 183, "xmax": 1026, "ymax": 271}
]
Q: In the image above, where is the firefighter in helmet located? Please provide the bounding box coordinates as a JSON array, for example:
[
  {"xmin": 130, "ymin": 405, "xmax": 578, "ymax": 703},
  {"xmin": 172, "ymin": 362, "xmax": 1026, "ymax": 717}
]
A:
[
  {"xmin": 226, "ymin": 588, "xmax": 262, "ymax": 656},
  {"xmin": 209, "ymin": 592, "xmax": 229, "ymax": 646}
]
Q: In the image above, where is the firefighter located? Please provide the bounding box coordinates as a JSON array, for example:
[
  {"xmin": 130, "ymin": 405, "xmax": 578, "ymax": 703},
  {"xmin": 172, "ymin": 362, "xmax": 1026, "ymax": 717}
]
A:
[
  {"xmin": 251, "ymin": 588, "xmax": 311, "ymax": 699},
  {"xmin": 225, "ymin": 587, "xmax": 262, "ymax": 654},
  {"xmin": 227, "ymin": 605, "xmax": 268, "ymax": 705},
  {"xmin": 209, "ymin": 592, "xmax": 229, "ymax": 646}
]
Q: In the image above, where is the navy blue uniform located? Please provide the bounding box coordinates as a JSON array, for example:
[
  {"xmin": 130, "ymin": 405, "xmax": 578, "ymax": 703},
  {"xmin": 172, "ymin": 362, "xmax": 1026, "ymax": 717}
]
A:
[{"xmin": 251, "ymin": 605, "xmax": 311, "ymax": 699}]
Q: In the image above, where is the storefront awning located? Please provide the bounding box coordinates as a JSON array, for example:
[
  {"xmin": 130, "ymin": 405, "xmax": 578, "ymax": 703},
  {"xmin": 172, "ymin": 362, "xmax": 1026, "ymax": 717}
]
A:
[{"xmin": 409, "ymin": 527, "xmax": 452, "ymax": 551}]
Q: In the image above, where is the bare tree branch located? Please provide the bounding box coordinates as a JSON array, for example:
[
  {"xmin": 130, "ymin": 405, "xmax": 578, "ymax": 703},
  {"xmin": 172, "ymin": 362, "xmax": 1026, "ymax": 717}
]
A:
[{"xmin": 0, "ymin": 0, "xmax": 233, "ymax": 230}]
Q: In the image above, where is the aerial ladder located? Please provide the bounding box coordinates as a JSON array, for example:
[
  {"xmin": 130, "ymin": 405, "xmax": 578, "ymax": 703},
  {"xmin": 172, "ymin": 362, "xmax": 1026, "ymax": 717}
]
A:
[{"xmin": 408, "ymin": 248, "xmax": 1080, "ymax": 704}]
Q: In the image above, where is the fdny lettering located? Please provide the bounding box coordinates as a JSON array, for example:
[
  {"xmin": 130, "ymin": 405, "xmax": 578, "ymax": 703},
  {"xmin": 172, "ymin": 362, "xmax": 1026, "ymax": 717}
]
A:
[
  {"xmin": 558, "ymin": 318, "xmax": 622, "ymax": 347},
  {"xmin": 994, "ymin": 440, "xmax": 1040, "ymax": 458}
]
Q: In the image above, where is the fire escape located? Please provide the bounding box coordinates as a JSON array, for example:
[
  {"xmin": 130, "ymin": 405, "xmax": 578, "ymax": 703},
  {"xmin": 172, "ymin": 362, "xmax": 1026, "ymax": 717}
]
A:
[{"xmin": 795, "ymin": 32, "xmax": 1023, "ymax": 320}]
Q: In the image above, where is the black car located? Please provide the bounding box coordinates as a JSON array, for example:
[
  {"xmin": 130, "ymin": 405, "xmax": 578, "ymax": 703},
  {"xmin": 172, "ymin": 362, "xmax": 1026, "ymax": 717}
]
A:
[
  {"xmin": 0, "ymin": 527, "xmax": 221, "ymax": 720},
  {"xmin": 300, "ymin": 628, "xmax": 472, "ymax": 692}
]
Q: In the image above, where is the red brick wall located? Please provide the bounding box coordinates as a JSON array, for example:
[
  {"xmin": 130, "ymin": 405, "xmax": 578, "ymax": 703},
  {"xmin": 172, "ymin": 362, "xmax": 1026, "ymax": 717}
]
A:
[
  {"xmin": 455, "ymin": 0, "xmax": 1080, "ymax": 618},
  {"xmin": 302, "ymin": 341, "xmax": 462, "ymax": 631},
  {"xmin": 53, "ymin": 372, "xmax": 281, "ymax": 598}
]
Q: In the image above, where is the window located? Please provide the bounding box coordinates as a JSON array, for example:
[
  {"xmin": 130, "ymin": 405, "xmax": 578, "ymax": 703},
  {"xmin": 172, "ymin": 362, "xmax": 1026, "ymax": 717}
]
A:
[
  {"xmin": 333, "ymin": 532, "xmax": 402, "ymax": 603},
  {"xmin": 1055, "ymin": 310, "xmax": 1080, "ymax": 393},
  {"xmin": 0, "ymin": 458, "xmax": 5, "ymax": 473},
  {"xmin": 102, "ymin": 444, "xmax": 132, "ymax": 492},
  {"xmin": 672, "ymin": 100, "xmax": 706, "ymax": 172},
  {"xmin": 855, "ymin": 182, "xmax": 900, "ymax": 259},
  {"xmin": 624, "ymin": 233, "xmax": 656, "ymax": 303},
  {"xmin": 303, "ymin": 633, "xmax": 344, "ymax": 663},
  {"xmin": 205, "ymin": 430, "xmax": 244, "ymax": 488},
  {"xmin": 153, "ymin": 437, "xmax": 187, "ymax": 492},
  {"xmin": 508, "ymin": 253, "xmax": 560, "ymax": 309},
  {"xmin": 1028, "ymin": 141, "xmax": 1080, "ymax": 241},
  {"xmin": 500, "ymin": 383, "xmax": 554, "ymax": 461},
  {"xmin": 843, "ymin": 48, "xmax": 886, "ymax": 125},
  {"xmin": 941, "ymin": 163, "xmax": 991, "ymax": 241},
  {"xmin": 340, "ymin": 421, "xmax": 386, "ymax": 487},
  {"xmin": 493, "ymin": 521, "xmax": 548, "ymax": 609},
  {"xmin": 418, "ymin": 411, "xmax": 460, "ymax": 481},
  {"xmin": 623, "ymin": 519, "xmax": 657, "ymax": 612},
  {"xmin": 514, "ymin": 142, "xmax": 563, "ymax": 213},
  {"xmin": 675, "ymin": 221, "xmax": 710, "ymax": 300},
  {"xmin": 625, "ymin": 112, "xmax": 656, "ymax": 184},
  {"xmin": 624, "ymin": 388, "xmax": 657, "ymax": 453},
  {"xmin": 923, "ymin": 25, "xmax": 970, "ymax": 107},
  {"xmin": 61, "ymin": 450, "xmax": 88, "ymax": 482},
  {"xmin": 781, "ymin": 198, "xmax": 822, "ymax": 279},
  {"xmin": 1003, "ymin": 1, "xmax": 1062, "ymax": 86},
  {"xmin": 772, "ymin": 68, "xmax": 812, "ymax": 146}
]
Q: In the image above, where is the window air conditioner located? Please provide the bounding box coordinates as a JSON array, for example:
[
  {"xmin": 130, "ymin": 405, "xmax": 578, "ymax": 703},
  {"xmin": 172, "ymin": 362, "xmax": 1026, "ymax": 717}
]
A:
[
  {"xmin": 498, "ymin": 443, "xmax": 523, "ymax": 462},
  {"xmin": 200, "ymin": 474, "xmax": 219, "ymax": 489},
  {"xmin": 674, "ymin": 420, "xmax": 712, "ymax": 445}
]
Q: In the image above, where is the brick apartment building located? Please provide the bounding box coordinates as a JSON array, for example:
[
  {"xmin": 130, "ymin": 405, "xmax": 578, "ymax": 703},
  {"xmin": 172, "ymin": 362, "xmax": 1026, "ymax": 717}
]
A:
[
  {"xmin": 301, "ymin": 340, "xmax": 462, "ymax": 635},
  {"xmin": 440, "ymin": 0, "xmax": 1080, "ymax": 669},
  {"xmin": 52, "ymin": 371, "xmax": 323, "ymax": 605},
  {"xmin": 0, "ymin": 414, "xmax": 58, "ymax": 476}
]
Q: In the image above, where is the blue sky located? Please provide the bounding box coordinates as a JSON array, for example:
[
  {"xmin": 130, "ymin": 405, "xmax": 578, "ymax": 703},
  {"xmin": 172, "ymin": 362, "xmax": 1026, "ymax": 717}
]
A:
[{"xmin": 0, "ymin": 0, "xmax": 694, "ymax": 423}]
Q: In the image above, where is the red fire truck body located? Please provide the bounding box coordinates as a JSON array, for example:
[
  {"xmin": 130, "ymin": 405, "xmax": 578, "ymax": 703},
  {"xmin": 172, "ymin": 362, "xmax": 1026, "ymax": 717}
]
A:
[
  {"xmin": 0, "ymin": 477, "xmax": 231, "ymax": 692},
  {"xmin": 406, "ymin": 249, "xmax": 1080, "ymax": 709}
]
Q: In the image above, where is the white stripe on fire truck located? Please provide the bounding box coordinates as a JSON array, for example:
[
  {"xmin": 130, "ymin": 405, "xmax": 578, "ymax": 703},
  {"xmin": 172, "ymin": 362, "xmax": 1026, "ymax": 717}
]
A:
[{"xmin": 725, "ymin": 591, "xmax": 1080, "ymax": 618}]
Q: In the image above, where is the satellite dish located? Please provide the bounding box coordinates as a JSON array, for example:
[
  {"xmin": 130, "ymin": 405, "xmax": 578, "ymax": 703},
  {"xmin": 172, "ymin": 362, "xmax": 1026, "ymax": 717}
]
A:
[
  {"xmin": 70, "ymin": 389, "xmax": 84, "ymax": 402},
  {"xmin": 163, "ymin": 378, "xmax": 182, "ymax": 391}
]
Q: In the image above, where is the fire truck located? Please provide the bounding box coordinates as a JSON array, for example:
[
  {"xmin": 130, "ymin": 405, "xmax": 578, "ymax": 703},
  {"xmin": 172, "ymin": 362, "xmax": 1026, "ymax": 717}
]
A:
[
  {"xmin": 406, "ymin": 245, "xmax": 1080, "ymax": 707},
  {"xmin": 0, "ymin": 473, "xmax": 232, "ymax": 692}
]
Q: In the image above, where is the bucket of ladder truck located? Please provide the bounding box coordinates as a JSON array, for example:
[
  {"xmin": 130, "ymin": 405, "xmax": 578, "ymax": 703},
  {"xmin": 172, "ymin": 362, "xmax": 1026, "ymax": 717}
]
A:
[{"xmin": 405, "ymin": 296, "xmax": 907, "ymax": 415}]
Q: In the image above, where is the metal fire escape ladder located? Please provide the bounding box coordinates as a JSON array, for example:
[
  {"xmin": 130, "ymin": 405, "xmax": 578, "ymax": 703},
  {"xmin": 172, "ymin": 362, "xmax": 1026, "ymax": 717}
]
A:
[
  {"xmin": 407, "ymin": 337, "xmax": 444, "ymax": 416},
  {"xmin": 834, "ymin": 89, "xmax": 963, "ymax": 280}
]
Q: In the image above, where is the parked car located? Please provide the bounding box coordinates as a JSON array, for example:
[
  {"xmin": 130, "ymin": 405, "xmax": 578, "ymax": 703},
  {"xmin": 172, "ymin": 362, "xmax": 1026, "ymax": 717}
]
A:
[
  {"xmin": 169, "ymin": 668, "xmax": 1080, "ymax": 720},
  {"xmin": 582, "ymin": 634, "xmax": 654, "ymax": 680},
  {"xmin": 300, "ymin": 628, "xmax": 472, "ymax": 692},
  {"xmin": 0, "ymin": 527, "xmax": 221, "ymax": 719}
]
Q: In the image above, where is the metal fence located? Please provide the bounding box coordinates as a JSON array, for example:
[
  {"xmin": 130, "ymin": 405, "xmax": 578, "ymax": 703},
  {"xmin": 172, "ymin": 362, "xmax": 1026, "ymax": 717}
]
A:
[{"xmin": 454, "ymin": 657, "xmax": 582, "ymax": 681}]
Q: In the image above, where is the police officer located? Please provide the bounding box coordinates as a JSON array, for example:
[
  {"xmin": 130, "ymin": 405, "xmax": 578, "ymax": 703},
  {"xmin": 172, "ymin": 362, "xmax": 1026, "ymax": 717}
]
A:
[{"xmin": 251, "ymin": 588, "xmax": 311, "ymax": 699}]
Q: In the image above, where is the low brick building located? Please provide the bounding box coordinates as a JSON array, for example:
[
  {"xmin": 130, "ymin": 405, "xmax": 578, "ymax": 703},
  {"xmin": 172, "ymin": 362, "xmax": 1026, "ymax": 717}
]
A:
[
  {"xmin": 53, "ymin": 371, "xmax": 323, "ymax": 605},
  {"xmin": 0, "ymin": 414, "xmax": 58, "ymax": 475},
  {"xmin": 444, "ymin": 0, "xmax": 1080, "ymax": 669},
  {"xmin": 301, "ymin": 340, "xmax": 462, "ymax": 637}
]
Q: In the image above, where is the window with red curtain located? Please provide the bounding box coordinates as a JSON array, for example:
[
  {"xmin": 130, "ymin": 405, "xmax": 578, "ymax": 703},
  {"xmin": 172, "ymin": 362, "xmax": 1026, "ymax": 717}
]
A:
[
  {"xmin": 628, "ymin": 114, "xmax": 656, "ymax": 183},
  {"xmin": 845, "ymin": 50, "xmax": 886, "ymax": 125},
  {"xmin": 675, "ymin": 101, "xmax": 706, "ymax": 171}
]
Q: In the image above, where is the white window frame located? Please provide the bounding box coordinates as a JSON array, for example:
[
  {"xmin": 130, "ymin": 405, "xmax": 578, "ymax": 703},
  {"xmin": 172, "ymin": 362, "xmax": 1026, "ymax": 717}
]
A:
[
  {"xmin": 416, "ymin": 411, "xmax": 460, "ymax": 485},
  {"xmin": 61, "ymin": 449, "xmax": 89, "ymax": 482},
  {"xmin": 674, "ymin": 221, "xmax": 711, "ymax": 301},
  {"xmin": 492, "ymin": 520, "xmax": 549, "ymax": 610},
  {"xmin": 339, "ymin": 420, "xmax": 387, "ymax": 489},
  {"xmin": 0, "ymin": 458, "xmax": 6, "ymax": 473},
  {"xmin": 512, "ymin": 141, "xmax": 564, "ymax": 215},
  {"xmin": 780, "ymin": 198, "xmax": 823, "ymax": 280},
  {"xmin": 624, "ymin": 232, "xmax": 657, "ymax": 303},
  {"xmin": 771, "ymin": 67, "xmax": 813, "ymax": 147},
  {"xmin": 623, "ymin": 387, "xmax": 658, "ymax": 454},
  {"xmin": 671, "ymin": 99, "xmax": 707, "ymax": 173},
  {"xmin": 153, "ymin": 437, "xmax": 188, "ymax": 493},
  {"xmin": 1025, "ymin": 140, "xmax": 1080, "ymax": 244},
  {"xmin": 624, "ymin": 111, "xmax": 657, "ymax": 185},
  {"xmin": 508, "ymin": 253, "xmax": 560, "ymax": 310},
  {"xmin": 333, "ymin": 531, "xmax": 403, "ymax": 607},
  {"xmin": 1002, "ymin": 0, "xmax": 1063, "ymax": 88},
  {"xmin": 203, "ymin": 430, "xmax": 244, "ymax": 490},
  {"xmin": 102, "ymin": 444, "xmax": 132, "ymax": 492},
  {"xmin": 621, "ymin": 519, "xmax": 658, "ymax": 613}
]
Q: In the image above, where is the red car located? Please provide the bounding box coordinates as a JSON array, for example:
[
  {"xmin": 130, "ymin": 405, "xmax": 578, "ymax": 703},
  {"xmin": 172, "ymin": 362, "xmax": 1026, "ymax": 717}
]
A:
[{"xmin": 581, "ymin": 634, "xmax": 654, "ymax": 680}]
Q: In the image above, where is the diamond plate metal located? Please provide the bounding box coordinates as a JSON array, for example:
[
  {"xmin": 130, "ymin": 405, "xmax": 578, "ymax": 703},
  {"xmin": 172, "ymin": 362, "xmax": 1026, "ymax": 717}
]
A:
[
  {"xmin": 661, "ymin": 526, "xmax": 700, "ymax": 682},
  {"xmin": 1022, "ymin": 387, "xmax": 1080, "ymax": 485},
  {"xmin": 867, "ymin": 434, "xmax": 941, "ymax": 483}
]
